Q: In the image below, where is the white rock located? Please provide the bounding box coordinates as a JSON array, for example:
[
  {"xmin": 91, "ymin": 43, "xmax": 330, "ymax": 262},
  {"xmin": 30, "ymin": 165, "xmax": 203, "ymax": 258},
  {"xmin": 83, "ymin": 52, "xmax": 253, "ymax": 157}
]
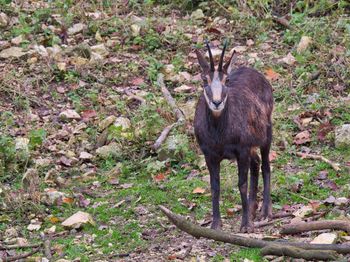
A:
[
  {"xmin": 0, "ymin": 12, "xmax": 8, "ymax": 27},
  {"xmin": 45, "ymin": 188, "xmax": 66, "ymax": 204},
  {"xmin": 206, "ymin": 48, "xmax": 222, "ymax": 58},
  {"xmin": 62, "ymin": 211, "xmax": 95, "ymax": 228},
  {"xmin": 96, "ymin": 142, "xmax": 121, "ymax": 158},
  {"xmin": 293, "ymin": 205, "xmax": 313, "ymax": 218},
  {"xmin": 311, "ymin": 233, "xmax": 337, "ymax": 244},
  {"xmin": 297, "ymin": 36, "xmax": 312, "ymax": 53},
  {"xmin": 11, "ymin": 35, "xmax": 24, "ymax": 45},
  {"xmin": 335, "ymin": 124, "xmax": 350, "ymax": 148},
  {"xmin": 114, "ymin": 117, "xmax": 131, "ymax": 130},
  {"xmin": 15, "ymin": 137, "xmax": 29, "ymax": 151},
  {"xmin": 79, "ymin": 151, "xmax": 93, "ymax": 160},
  {"xmin": 335, "ymin": 197, "xmax": 348, "ymax": 206},
  {"xmin": 59, "ymin": 109, "xmax": 81, "ymax": 120},
  {"xmin": 57, "ymin": 62, "xmax": 66, "ymax": 71},
  {"xmin": 27, "ymin": 223, "xmax": 41, "ymax": 231},
  {"xmin": 33, "ymin": 44, "xmax": 48, "ymax": 57},
  {"xmin": 68, "ymin": 23, "xmax": 85, "ymax": 35},
  {"xmin": 131, "ymin": 24, "xmax": 141, "ymax": 37},
  {"xmin": 0, "ymin": 47, "xmax": 26, "ymax": 58}
]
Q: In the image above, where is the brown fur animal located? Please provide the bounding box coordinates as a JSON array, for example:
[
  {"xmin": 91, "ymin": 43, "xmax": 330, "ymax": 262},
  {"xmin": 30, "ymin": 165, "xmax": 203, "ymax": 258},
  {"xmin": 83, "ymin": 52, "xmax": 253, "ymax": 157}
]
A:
[{"xmin": 194, "ymin": 41, "xmax": 273, "ymax": 232}]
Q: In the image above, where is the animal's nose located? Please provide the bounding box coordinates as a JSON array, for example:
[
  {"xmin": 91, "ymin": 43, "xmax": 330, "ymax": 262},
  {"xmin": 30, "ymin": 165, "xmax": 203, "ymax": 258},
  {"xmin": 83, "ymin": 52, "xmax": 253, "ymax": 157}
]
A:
[{"xmin": 213, "ymin": 100, "xmax": 222, "ymax": 107}]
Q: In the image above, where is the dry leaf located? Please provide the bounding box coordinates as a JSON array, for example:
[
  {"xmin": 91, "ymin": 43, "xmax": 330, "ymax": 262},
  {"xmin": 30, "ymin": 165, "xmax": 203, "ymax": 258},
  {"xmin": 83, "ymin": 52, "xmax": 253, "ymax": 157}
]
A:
[
  {"xmin": 293, "ymin": 130, "xmax": 311, "ymax": 145},
  {"xmin": 61, "ymin": 211, "xmax": 95, "ymax": 228},
  {"xmin": 153, "ymin": 173, "xmax": 166, "ymax": 182},
  {"xmin": 62, "ymin": 197, "xmax": 74, "ymax": 204},
  {"xmin": 264, "ymin": 68, "xmax": 280, "ymax": 82},
  {"xmin": 269, "ymin": 151, "xmax": 277, "ymax": 162},
  {"xmin": 192, "ymin": 187, "xmax": 205, "ymax": 194}
]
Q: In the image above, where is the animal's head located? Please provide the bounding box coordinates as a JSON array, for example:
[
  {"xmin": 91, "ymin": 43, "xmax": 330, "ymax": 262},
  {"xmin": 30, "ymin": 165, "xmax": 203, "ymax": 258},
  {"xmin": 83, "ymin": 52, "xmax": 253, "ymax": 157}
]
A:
[{"xmin": 195, "ymin": 41, "xmax": 236, "ymax": 117}]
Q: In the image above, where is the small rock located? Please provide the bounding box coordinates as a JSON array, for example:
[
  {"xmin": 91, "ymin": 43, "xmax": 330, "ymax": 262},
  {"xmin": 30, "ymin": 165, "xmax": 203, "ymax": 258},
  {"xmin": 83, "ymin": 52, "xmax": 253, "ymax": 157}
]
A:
[
  {"xmin": 114, "ymin": 117, "xmax": 131, "ymax": 130},
  {"xmin": 205, "ymin": 47, "xmax": 222, "ymax": 58},
  {"xmin": 68, "ymin": 23, "xmax": 85, "ymax": 35},
  {"xmin": 335, "ymin": 124, "xmax": 350, "ymax": 148},
  {"xmin": 95, "ymin": 31, "xmax": 103, "ymax": 42},
  {"xmin": 297, "ymin": 36, "xmax": 312, "ymax": 53},
  {"xmin": 335, "ymin": 197, "xmax": 348, "ymax": 207},
  {"xmin": 61, "ymin": 211, "xmax": 95, "ymax": 228},
  {"xmin": 181, "ymin": 99, "xmax": 197, "ymax": 121},
  {"xmin": 311, "ymin": 232, "xmax": 337, "ymax": 244},
  {"xmin": 162, "ymin": 64, "xmax": 176, "ymax": 80},
  {"xmin": 15, "ymin": 137, "xmax": 29, "ymax": 152},
  {"xmin": 293, "ymin": 205, "xmax": 313, "ymax": 218},
  {"xmin": 191, "ymin": 9, "xmax": 204, "ymax": 20},
  {"xmin": 0, "ymin": 47, "xmax": 26, "ymax": 58},
  {"xmin": 96, "ymin": 142, "xmax": 121, "ymax": 158},
  {"xmin": 5, "ymin": 227, "xmax": 18, "ymax": 238},
  {"xmin": 0, "ymin": 40, "xmax": 10, "ymax": 50},
  {"xmin": 59, "ymin": 109, "xmax": 81, "ymax": 121},
  {"xmin": 91, "ymin": 44, "xmax": 109, "ymax": 57},
  {"xmin": 79, "ymin": 151, "xmax": 93, "ymax": 160},
  {"xmin": 131, "ymin": 24, "xmax": 141, "ymax": 36},
  {"xmin": 27, "ymin": 223, "xmax": 41, "ymax": 231},
  {"xmin": 45, "ymin": 188, "xmax": 66, "ymax": 204},
  {"xmin": 11, "ymin": 34, "xmax": 24, "ymax": 45},
  {"xmin": 174, "ymin": 84, "xmax": 193, "ymax": 93},
  {"xmin": 33, "ymin": 44, "xmax": 48, "ymax": 57},
  {"xmin": 99, "ymin": 115, "xmax": 116, "ymax": 131},
  {"xmin": 71, "ymin": 56, "xmax": 89, "ymax": 66},
  {"xmin": 0, "ymin": 12, "xmax": 8, "ymax": 27},
  {"xmin": 305, "ymin": 93, "xmax": 320, "ymax": 104},
  {"xmin": 22, "ymin": 168, "xmax": 40, "ymax": 193}
]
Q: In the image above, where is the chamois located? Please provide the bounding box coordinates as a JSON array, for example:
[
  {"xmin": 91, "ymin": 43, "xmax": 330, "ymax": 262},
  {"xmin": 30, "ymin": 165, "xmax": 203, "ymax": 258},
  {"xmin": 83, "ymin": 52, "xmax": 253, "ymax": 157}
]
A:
[{"xmin": 194, "ymin": 41, "xmax": 273, "ymax": 232}]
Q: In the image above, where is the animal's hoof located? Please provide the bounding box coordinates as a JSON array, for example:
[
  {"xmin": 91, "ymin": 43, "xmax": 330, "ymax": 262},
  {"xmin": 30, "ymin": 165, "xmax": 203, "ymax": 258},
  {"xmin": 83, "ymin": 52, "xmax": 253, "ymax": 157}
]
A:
[
  {"xmin": 240, "ymin": 224, "xmax": 254, "ymax": 233},
  {"xmin": 210, "ymin": 220, "xmax": 222, "ymax": 230}
]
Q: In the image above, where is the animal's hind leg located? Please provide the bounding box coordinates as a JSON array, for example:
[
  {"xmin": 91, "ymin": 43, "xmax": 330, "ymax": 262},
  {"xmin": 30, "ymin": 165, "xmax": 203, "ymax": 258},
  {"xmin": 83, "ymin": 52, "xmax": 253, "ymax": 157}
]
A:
[
  {"xmin": 237, "ymin": 149, "xmax": 253, "ymax": 233},
  {"xmin": 249, "ymin": 149, "xmax": 260, "ymax": 221},
  {"xmin": 260, "ymin": 125, "xmax": 273, "ymax": 219}
]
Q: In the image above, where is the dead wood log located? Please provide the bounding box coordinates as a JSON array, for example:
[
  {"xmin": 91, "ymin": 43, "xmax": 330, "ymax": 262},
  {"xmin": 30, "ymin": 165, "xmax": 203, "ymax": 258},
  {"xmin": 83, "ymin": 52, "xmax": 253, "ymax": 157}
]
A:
[
  {"xmin": 281, "ymin": 220, "xmax": 350, "ymax": 235},
  {"xmin": 152, "ymin": 74, "xmax": 185, "ymax": 150},
  {"xmin": 159, "ymin": 205, "xmax": 350, "ymax": 254},
  {"xmin": 261, "ymin": 245, "xmax": 338, "ymax": 260},
  {"xmin": 296, "ymin": 152, "xmax": 340, "ymax": 171},
  {"xmin": 0, "ymin": 243, "xmax": 41, "ymax": 250}
]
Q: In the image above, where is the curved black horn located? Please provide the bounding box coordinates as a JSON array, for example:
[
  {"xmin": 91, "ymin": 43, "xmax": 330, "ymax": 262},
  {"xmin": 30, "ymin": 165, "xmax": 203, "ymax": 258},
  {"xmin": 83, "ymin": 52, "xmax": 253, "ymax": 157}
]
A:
[
  {"xmin": 218, "ymin": 39, "xmax": 228, "ymax": 72},
  {"xmin": 205, "ymin": 40, "xmax": 215, "ymax": 71}
]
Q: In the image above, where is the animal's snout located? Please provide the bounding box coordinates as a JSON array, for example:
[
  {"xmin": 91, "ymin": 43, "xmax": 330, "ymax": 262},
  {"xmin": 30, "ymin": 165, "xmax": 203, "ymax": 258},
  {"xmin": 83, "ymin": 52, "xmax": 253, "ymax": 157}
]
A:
[{"xmin": 212, "ymin": 100, "xmax": 222, "ymax": 108}]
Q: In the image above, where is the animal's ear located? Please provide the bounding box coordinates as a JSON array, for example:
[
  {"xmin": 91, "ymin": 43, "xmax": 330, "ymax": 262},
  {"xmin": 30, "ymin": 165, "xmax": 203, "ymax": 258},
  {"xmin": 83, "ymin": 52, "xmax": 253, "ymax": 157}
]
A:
[
  {"xmin": 195, "ymin": 49, "xmax": 209, "ymax": 74},
  {"xmin": 223, "ymin": 50, "xmax": 237, "ymax": 75}
]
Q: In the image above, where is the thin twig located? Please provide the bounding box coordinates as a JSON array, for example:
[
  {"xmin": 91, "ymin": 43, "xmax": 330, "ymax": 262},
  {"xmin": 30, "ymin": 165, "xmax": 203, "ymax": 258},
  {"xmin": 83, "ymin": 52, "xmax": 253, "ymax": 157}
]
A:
[
  {"xmin": 212, "ymin": 0, "xmax": 231, "ymax": 15},
  {"xmin": 0, "ymin": 243, "xmax": 42, "ymax": 250},
  {"xmin": 296, "ymin": 152, "xmax": 341, "ymax": 171},
  {"xmin": 43, "ymin": 239, "xmax": 52, "ymax": 260},
  {"xmin": 153, "ymin": 74, "xmax": 185, "ymax": 150},
  {"xmin": 254, "ymin": 218, "xmax": 285, "ymax": 228}
]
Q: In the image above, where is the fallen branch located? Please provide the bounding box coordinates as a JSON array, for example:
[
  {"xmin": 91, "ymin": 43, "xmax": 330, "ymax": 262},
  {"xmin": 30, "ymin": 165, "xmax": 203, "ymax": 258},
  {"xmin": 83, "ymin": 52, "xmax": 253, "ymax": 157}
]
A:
[
  {"xmin": 296, "ymin": 152, "xmax": 340, "ymax": 171},
  {"xmin": 0, "ymin": 243, "xmax": 41, "ymax": 250},
  {"xmin": 261, "ymin": 245, "xmax": 337, "ymax": 261},
  {"xmin": 159, "ymin": 205, "xmax": 350, "ymax": 254},
  {"xmin": 281, "ymin": 220, "xmax": 350, "ymax": 235},
  {"xmin": 5, "ymin": 247, "xmax": 41, "ymax": 262},
  {"xmin": 152, "ymin": 74, "xmax": 186, "ymax": 150},
  {"xmin": 153, "ymin": 123, "xmax": 176, "ymax": 151},
  {"xmin": 157, "ymin": 73, "xmax": 185, "ymax": 123},
  {"xmin": 272, "ymin": 212, "xmax": 294, "ymax": 219}
]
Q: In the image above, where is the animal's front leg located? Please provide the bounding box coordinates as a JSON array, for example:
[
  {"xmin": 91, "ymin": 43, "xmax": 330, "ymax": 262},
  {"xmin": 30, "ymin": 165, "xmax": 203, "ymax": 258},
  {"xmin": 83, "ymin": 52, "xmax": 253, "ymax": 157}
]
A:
[
  {"xmin": 205, "ymin": 157, "xmax": 222, "ymax": 230},
  {"xmin": 237, "ymin": 151, "xmax": 253, "ymax": 232}
]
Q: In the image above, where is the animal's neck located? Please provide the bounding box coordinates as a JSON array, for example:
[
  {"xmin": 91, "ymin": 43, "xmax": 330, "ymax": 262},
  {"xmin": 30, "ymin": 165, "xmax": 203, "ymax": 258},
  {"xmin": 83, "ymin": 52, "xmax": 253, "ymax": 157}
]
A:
[{"xmin": 206, "ymin": 104, "xmax": 228, "ymax": 136}]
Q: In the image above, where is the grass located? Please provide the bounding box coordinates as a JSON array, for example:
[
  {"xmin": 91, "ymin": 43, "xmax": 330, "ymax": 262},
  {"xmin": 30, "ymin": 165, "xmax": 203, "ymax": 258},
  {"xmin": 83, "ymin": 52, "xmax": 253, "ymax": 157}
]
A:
[{"xmin": 0, "ymin": 0, "xmax": 349, "ymax": 261}]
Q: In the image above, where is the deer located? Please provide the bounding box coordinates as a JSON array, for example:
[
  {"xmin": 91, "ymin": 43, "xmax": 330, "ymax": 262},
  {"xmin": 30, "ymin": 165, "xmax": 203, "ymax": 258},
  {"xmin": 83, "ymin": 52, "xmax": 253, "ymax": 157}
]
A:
[{"xmin": 194, "ymin": 41, "xmax": 274, "ymax": 232}]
